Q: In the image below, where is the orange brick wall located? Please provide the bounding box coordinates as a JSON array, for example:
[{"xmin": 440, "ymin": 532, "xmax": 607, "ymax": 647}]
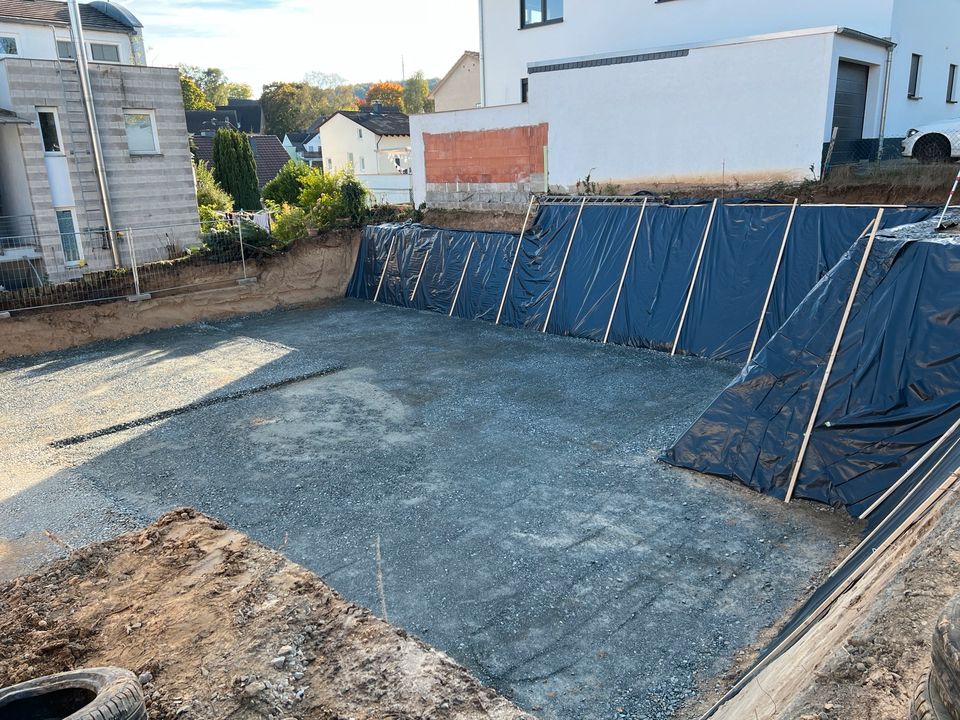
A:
[{"xmin": 423, "ymin": 124, "xmax": 548, "ymax": 184}]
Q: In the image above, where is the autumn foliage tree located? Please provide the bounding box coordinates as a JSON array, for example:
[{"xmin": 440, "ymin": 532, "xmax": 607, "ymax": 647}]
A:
[{"xmin": 365, "ymin": 82, "xmax": 405, "ymax": 110}]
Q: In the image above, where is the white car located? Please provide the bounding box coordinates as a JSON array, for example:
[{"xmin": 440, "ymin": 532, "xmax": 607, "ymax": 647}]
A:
[{"xmin": 902, "ymin": 119, "xmax": 960, "ymax": 162}]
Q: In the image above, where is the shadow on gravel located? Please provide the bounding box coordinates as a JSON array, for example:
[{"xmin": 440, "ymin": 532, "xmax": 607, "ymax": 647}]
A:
[{"xmin": 0, "ymin": 300, "xmax": 861, "ymax": 720}]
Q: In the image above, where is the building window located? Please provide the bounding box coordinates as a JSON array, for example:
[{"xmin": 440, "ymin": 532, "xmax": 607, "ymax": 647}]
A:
[
  {"xmin": 357, "ymin": 128, "xmax": 363, "ymax": 139},
  {"xmin": 359, "ymin": 156, "xmax": 365, "ymax": 171},
  {"xmin": 90, "ymin": 43, "xmax": 120, "ymax": 63},
  {"xmin": 56, "ymin": 40, "xmax": 77, "ymax": 60},
  {"xmin": 520, "ymin": 0, "xmax": 563, "ymax": 28},
  {"xmin": 347, "ymin": 152, "xmax": 355, "ymax": 168},
  {"xmin": 0, "ymin": 36, "xmax": 17, "ymax": 55},
  {"xmin": 908, "ymin": 54, "xmax": 923, "ymax": 99},
  {"xmin": 521, "ymin": 78, "xmax": 529, "ymax": 103},
  {"xmin": 37, "ymin": 109, "xmax": 63, "ymax": 154},
  {"xmin": 521, "ymin": 0, "xmax": 562, "ymax": 28},
  {"xmin": 124, "ymin": 110, "xmax": 159, "ymax": 154},
  {"xmin": 56, "ymin": 209, "xmax": 82, "ymax": 265},
  {"xmin": 948, "ymin": 64, "xmax": 958, "ymax": 104},
  {"xmin": 327, "ymin": 158, "xmax": 333, "ymax": 171}
]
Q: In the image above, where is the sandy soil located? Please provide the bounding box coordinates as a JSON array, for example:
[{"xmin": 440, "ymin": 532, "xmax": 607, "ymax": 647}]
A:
[
  {"xmin": 0, "ymin": 509, "xmax": 534, "ymax": 720},
  {"xmin": 0, "ymin": 230, "xmax": 359, "ymax": 361}
]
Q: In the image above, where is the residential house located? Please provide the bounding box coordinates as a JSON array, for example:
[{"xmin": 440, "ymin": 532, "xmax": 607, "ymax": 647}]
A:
[
  {"xmin": 317, "ymin": 106, "xmax": 412, "ymax": 204},
  {"xmin": 282, "ymin": 131, "xmax": 322, "ymax": 167},
  {"xmin": 222, "ymin": 98, "xmax": 263, "ymax": 134},
  {"xmin": 411, "ymin": 0, "xmax": 960, "ymax": 208},
  {"xmin": 192, "ymin": 133, "xmax": 291, "ymax": 196},
  {"xmin": 0, "ymin": 0, "xmax": 199, "ymax": 287},
  {"xmin": 430, "ymin": 51, "xmax": 481, "ymax": 112},
  {"xmin": 185, "ymin": 109, "xmax": 238, "ymax": 135}
]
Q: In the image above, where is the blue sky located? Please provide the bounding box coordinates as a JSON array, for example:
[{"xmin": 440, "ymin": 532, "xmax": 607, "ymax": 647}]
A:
[{"xmin": 122, "ymin": 0, "xmax": 480, "ymax": 94}]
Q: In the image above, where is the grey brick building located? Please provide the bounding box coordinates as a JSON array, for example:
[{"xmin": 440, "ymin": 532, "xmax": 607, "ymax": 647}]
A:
[{"xmin": 0, "ymin": 0, "xmax": 199, "ymax": 286}]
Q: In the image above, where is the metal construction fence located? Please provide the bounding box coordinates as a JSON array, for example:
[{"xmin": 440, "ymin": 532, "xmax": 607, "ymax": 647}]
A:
[{"xmin": 0, "ymin": 215, "xmax": 273, "ymax": 314}]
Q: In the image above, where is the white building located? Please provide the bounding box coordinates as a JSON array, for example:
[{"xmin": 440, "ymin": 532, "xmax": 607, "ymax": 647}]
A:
[
  {"xmin": 317, "ymin": 108, "xmax": 412, "ymax": 204},
  {"xmin": 0, "ymin": 0, "xmax": 198, "ymax": 286},
  {"xmin": 430, "ymin": 51, "xmax": 481, "ymax": 113},
  {"xmin": 411, "ymin": 0, "xmax": 960, "ymax": 208},
  {"xmin": 282, "ymin": 131, "xmax": 323, "ymax": 168}
]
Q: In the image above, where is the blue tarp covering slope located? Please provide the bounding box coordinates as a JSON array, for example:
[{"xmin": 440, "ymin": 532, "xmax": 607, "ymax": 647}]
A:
[
  {"xmin": 663, "ymin": 227, "xmax": 960, "ymax": 520},
  {"xmin": 347, "ymin": 202, "xmax": 937, "ymax": 364}
]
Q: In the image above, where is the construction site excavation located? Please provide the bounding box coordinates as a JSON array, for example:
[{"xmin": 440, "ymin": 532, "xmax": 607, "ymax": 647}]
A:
[{"xmin": 3, "ymin": 196, "xmax": 960, "ymax": 720}]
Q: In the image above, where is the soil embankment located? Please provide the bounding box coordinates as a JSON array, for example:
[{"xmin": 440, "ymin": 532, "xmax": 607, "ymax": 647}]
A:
[{"xmin": 0, "ymin": 230, "xmax": 359, "ymax": 360}]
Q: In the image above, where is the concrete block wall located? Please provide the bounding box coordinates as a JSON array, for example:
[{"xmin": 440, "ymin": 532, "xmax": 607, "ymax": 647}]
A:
[
  {"xmin": 2, "ymin": 59, "xmax": 199, "ymax": 282},
  {"xmin": 90, "ymin": 64, "xmax": 199, "ymax": 262}
]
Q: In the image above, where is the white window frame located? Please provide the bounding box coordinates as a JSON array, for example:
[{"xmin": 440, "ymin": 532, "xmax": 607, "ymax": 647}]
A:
[
  {"xmin": 0, "ymin": 33, "xmax": 19, "ymax": 57},
  {"xmin": 89, "ymin": 42, "xmax": 121, "ymax": 64},
  {"xmin": 358, "ymin": 156, "xmax": 365, "ymax": 171},
  {"xmin": 55, "ymin": 208, "xmax": 85, "ymax": 268},
  {"xmin": 37, "ymin": 107, "xmax": 65, "ymax": 156},
  {"xmin": 123, "ymin": 109, "xmax": 160, "ymax": 155}
]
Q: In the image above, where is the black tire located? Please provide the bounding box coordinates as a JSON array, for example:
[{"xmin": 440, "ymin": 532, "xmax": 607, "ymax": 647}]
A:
[
  {"xmin": 911, "ymin": 668, "xmax": 953, "ymax": 720},
  {"xmin": 914, "ymin": 134, "xmax": 952, "ymax": 164},
  {"xmin": 0, "ymin": 667, "xmax": 147, "ymax": 720},
  {"xmin": 933, "ymin": 595, "xmax": 960, "ymax": 718}
]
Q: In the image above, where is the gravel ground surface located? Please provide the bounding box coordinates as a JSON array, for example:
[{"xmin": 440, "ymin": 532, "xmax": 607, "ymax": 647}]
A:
[{"xmin": 0, "ymin": 300, "xmax": 859, "ymax": 720}]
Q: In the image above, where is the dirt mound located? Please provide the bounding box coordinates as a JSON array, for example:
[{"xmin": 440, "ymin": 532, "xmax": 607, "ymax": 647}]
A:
[{"xmin": 0, "ymin": 509, "xmax": 533, "ymax": 720}]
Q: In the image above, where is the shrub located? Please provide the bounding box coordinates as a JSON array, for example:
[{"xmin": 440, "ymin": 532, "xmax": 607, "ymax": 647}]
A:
[
  {"xmin": 299, "ymin": 170, "xmax": 371, "ymax": 229},
  {"xmin": 270, "ymin": 203, "xmax": 309, "ymax": 244},
  {"xmin": 262, "ymin": 160, "xmax": 319, "ymax": 206},
  {"xmin": 203, "ymin": 220, "xmax": 274, "ymax": 261},
  {"xmin": 195, "ymin": 161, "xmax": 233, "ymax": 212}
]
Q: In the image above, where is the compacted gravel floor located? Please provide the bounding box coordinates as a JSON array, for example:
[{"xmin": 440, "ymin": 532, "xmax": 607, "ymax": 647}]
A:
[{"xmin": 0, "ymin": 299, "xmax": 859, "ymax": 720}]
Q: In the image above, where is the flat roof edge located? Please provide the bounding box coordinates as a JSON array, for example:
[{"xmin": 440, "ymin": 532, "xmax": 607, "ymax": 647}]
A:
[{"xmin": 527, "ymin": 26, "xmax": 892, "ymax": 73}]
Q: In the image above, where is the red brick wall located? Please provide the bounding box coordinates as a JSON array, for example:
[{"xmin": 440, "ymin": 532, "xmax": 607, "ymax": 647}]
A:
[{"xmin": 423, "ymin": 124, "xmax": 548, "ymax": 184}]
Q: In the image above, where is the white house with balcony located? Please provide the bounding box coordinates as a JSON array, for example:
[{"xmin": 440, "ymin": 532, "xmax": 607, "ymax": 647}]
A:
[
  {"xmin": 411, "ymin": 0, "xmax": 960, "ymax": 209},
  {"xmin": 0, "ymin": 0, "xmax": 197, "ymax": 288},
  {"xmin": 317, "ymin": 108, "xmax": 413, "ymax": 205}
]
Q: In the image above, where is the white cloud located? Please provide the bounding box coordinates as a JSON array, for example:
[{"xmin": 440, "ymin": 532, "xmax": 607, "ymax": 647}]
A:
[{"xmin": 123, "ymin": 0, "xmax": 480, "ymax": 94}]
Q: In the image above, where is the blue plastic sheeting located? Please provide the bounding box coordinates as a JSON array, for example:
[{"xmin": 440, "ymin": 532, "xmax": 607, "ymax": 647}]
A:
[
  {"xmin": 663, "ymin": 230, "xmax": 960, "ymax": 520},
  {"xmin": 346, "ymin": 203, "xmax": 937, "ymax": 363}
]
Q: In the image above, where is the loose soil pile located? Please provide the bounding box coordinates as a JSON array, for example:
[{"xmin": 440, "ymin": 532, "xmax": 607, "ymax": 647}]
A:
[{"xmin": 0, "ymin": 509, "xmax": 533, "ymax": 720}]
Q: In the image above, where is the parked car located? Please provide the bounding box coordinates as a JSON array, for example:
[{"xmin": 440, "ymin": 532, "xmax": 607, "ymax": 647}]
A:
[{"xmin": 902, "ymin": 119, "xmax": 960, "ymax": 163}]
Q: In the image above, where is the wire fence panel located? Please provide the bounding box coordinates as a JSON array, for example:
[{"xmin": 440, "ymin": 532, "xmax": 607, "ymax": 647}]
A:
[
  {"xmin": 824, "ymin": 128, "xmax": 960, "ymax": 172},
  {"xmin": 0, "ymin": 216, "xmax": 270, "ymax": 314}
]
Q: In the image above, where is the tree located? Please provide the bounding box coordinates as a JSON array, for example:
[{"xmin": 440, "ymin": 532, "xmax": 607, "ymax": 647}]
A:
[
  {"xmin": 261, "ymin": 82, "xmax": 326, "ymax": 137},
  {"xmin": 181, "ymin": 74, "xmax": 214, "ymax": 111},
  {"xmin": 195, "ymin": 160, "xmax": 233, "ymax": 211},
  {"xmin": 403, "ymin": 71, "xmax": 431, "ymax": 115},
  {"xmin": 262, "ymin": 160, "xmax": 319, "ymax": 206},
  {"xmin": 179, "ymin": 65, "xmax": 253, "ymax": 107},
  {"xmin": 211, "ymin": 128, "xmax": 260, "ymax": 211},
  {"xmin": 365, "ymin": 82, "xmax": 405, "ymax": 110}
]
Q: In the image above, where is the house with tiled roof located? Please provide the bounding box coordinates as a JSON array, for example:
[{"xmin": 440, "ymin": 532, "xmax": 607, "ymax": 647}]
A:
[
  {"xmin": 316, "ymin": 105, "xmax": 412, "ymax": 204},
  {"xmin": 317, "ymin": 106, "xmax": 411, "ymax": 175},
  {"xmin": 0, "ymin": 0, "xmax": 198, "ymax": 287},
  {"xmin": 282, "ymin": 131, "xmax": 322, "ymax": 168}
]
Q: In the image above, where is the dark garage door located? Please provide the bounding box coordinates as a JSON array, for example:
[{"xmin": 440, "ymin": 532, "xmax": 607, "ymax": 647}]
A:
[{"xmin": 832, "ymin": 61, "xmax": 869, "ymax": 141}]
